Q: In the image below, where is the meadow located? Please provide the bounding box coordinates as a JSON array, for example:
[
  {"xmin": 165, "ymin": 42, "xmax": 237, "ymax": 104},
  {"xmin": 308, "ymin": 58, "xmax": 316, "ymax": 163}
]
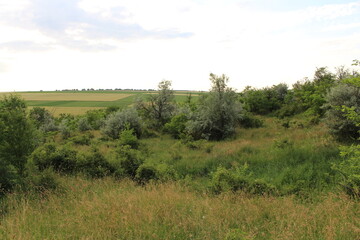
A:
[
  {"xmin": 0, "ymin": 84, "xmax": 359, "ymax": 240},
  {"xmin": 1, "ymin": 114, "xmax": 359, "ymax": 239},
  {"xmin": 0, "ymin": 91, "xmax": 200, "ymax": 115}
]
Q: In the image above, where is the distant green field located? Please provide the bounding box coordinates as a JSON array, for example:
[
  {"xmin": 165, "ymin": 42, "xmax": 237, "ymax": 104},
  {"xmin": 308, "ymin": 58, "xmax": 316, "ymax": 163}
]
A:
[{"xmin": 0, "ymin": 91, "xmax": 201, "ymax": 115}]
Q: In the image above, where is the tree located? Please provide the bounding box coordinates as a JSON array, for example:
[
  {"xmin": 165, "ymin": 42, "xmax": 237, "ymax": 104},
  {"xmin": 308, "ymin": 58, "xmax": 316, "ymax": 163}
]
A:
[
  {"xmin": 0, "ymin": 95, "xmax": 37, "ymax": 192},
  {"xmin": 136, "ymin": 80, "xmax": 175, "ymax": 128},
  {"xmin": 324, "ymin": 83, "xmax": 360, "ymax": 141},
  {"xmin": 187, "ymin": 73, "xmax": 242, "ymax": 140}
]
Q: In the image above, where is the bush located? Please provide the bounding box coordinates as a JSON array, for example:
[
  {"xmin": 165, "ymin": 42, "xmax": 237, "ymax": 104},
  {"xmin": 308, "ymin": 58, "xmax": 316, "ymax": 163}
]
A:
[
  {"xmin": 30, "ymin": 143, "xmax": 78, "ymax": 174},
  {"xmin": 26, "ymin": 168, "xmax": 59, "ymax": 192},
  {"xmin": 119, "ymin": 128, "xmax": 139, "ymax": 149},
  {"xmin": 324, "ymin": 83, "xmax": 360, "ymax": 141},
  {"xmin": 115, "ymin": 145, "xmax": 144, "ymax": 178},
  {"xmin": 164, "ymin": 113, "xmax": 189, "ymax": 138},
  {"xmin": 78, "ymin": 117, "xmax": 92, "ymax": 132},
  {"xmin": 332, "ymin": 145, "xmax": 360, "ymax": 198},
  {"xmin": 211, "ymin": 165, "xmax": 275, "ymax": 195},
  {"xmin": 68, "ymin": 133, "xmax": 93, "ymax": 145},
  {"xmin": 78, "ymin": 150, "xmax": 114, "ymax": 178},
  {"xmin": 186, "ymin": 74, "xmax": 242, "ymax": 140},
  {"xmin": 102, "ymin": 108, "xmax": 142, "ymax": 139},
  {"xmin": 239, "ymin": 112, "xmax": 264, "ymax": 128},
  {"xmin": 135, "ymin": 164, "xmax": 158, "ymax": 184},
  {"xmin": 0, "ymin": 163, "xmax": 20, "ymax": 194}
]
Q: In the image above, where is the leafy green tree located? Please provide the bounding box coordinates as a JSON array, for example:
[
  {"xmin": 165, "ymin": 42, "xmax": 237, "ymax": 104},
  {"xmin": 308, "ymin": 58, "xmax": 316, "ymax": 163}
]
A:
[
  {"xmin": 290, "ymin": 67, "xmax": 336, "ymax": 116},
  {"xmin": 136, "ymin": 80, "xmax": 175, "ymax": 128},
  {"xmin": 240, "ymin": 83, "xmax": 288, "ymax": 115},
  {"xmin": 0, "ymin": 95, "xmax": 37, "ymax": 175},
  {"xmin": 0, "ymin": 95, "xmax": 37, "ymax": 192},
  {"xmin": 187, "ymin": 73, "xmax": 242, "ymax": 140}
]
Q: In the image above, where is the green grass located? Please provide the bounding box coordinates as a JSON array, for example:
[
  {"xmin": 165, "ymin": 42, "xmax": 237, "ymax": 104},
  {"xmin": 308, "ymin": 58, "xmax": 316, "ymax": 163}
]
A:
[
  {"xmin": 0, "ymin": 178, "xmax": 358, "ymax": 240},
  {"xmin": 25, "ymin": 93, "xmax": 198, "ymax": 109},
  {"xmin": 1, "ymin": 116, "xmax": 358, "ymax": 239}
]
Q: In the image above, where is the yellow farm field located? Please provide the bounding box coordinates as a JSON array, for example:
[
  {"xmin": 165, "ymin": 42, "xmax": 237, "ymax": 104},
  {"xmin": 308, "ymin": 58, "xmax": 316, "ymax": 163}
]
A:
[
  {"xmin": 0, "ymin": 92, "xmax": 132, "ymax": 101},
  {"xmin": 29, "ymin": 106, "xmax": 104, "ymax": 116}
]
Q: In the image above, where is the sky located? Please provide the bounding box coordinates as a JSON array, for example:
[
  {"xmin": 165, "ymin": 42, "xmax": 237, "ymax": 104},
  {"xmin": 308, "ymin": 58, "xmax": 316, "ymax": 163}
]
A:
[{"xmin": 0, "ymin": 0, "xmax": 360, "ymax": 92}]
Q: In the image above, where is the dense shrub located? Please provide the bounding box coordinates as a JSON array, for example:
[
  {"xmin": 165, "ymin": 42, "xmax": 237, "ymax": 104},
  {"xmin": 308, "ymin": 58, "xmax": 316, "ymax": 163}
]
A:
[
  {"xmin": 324, "ymin": 83, "xmax": 360, "ymax": 141},
  {"xmin": 102, "ymin": 108, "xmax": 142, "ymax": 139},
  {"xmin": 0, "ymin": 95, "xmax": 37, "ymax": 193},
  {"xmin": 187, "ymin": 74, "xmax": 242, "ymax": 140},
  {"xmin": 119, "ymin": 128, "xmax": 139, "ymax": 149},
  {"xmin": 78, "ymin": 150, "xmax": 114, "ymax": 178},
  {"xmin": 332, "ymin": 145, "xmax": 360, "ymax": 198},
  {"xmin": 240, "ymin": 83, "xmax": 288, "ymax": 115},
  {"xmin": 78, "ymin": 117, "xmax": 92, "ymax": 132},
  {"xmin": 114, "ymin": 145, "xmax": 144, "ymax": 178},
  {"xmin": 0, "ymin": 164, "xmax": 20, "ymax": 194},
  {"xmin": 26, "ymin": 168, "xmax": 59, "ymax": 192},
  {"xmin": 83, "ymin": 109, "xmax": 106, "ymax": 130},
  {"xmin": 29, "ymin": 107, "xmax": 58, "ymax": 132},
  {"xmin": 164, "ymin": 113, "xmax": 189, "ymax": 138},
  {"xmin": 68, "ymin": 133, "xmax": 94, "ymax": 145},
  {"xmin": 30, "ymin": 143, "xmax": 78, "ymax": 174},
  {"xmin": 238, "ymin": 112, "xmax": 264, "ymax": 128},
  {"xmin": 211, "ymin": 165, "xmax": 276, "ymax": 195},
  {"xmin": 135, "ymin": 164, "xmax": 158, "ymax": 184}
]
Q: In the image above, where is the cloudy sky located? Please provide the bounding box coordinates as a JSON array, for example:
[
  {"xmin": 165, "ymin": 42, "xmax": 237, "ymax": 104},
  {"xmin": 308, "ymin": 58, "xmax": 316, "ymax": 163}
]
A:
[{"xmin": 1, "ymin": 0, "xmax": 360, "ymax": 92}]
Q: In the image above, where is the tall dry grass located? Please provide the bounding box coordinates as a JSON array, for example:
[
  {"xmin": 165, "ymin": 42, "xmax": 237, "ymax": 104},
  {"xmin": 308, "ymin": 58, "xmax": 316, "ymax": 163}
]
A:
[{"xmin": 1, "ymin": 177, "xmax": 359, "ymax": 240}]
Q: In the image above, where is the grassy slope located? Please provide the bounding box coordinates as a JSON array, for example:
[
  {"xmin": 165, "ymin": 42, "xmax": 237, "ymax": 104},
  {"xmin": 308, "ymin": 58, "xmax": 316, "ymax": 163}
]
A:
[
  {"xmin": 0, "ymin": 178, "xmax": 359, "ymax": 240},
  {"xmin": 0, "ymin": 117, "xmax": 359, "ymax": 239}
]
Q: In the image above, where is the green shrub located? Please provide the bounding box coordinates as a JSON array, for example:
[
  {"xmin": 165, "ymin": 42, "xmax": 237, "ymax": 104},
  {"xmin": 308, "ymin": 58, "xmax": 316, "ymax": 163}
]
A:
[
  {"xmin": 324, "ymin": 83, "xmax": 360, "ymax": 141},
  {"xmin": 119, "ymin": 128, "xmax": 139, "ymax": 149},
  {"xmin": 0, "ymin": 163, "xmax": 20, "ymax": 194},
  {"xmin": 211, "ymin": 165, "xmax": 275, "ymax": 195},
  {"xmin": 26, "ymin": 168, "xmax": 59, "ymax": 192},
  {"xmin": 238, "ymin": 112, "xmax": 264, "ymax": 129},
  {"xmin": 164, "ymin": 113, "xmax": 189, "ymax": 138},
  {"xmin": 115, "ymin": 145, "xmax": 144, "ymax": 178},
  {"xmin": 135, "ymin": 164, "xmax": 158, "ymax": 184},
  {"xmin": 30, "ymin": 143, "xmax": 78, "ymax": 174},
  {"xmin": 332, "ymin": 145, "xmax": 360, "ymax": 198},
  {"xmin": 102, "ymin": 108, "xmax": 142, "ymax": 139},
  {"xmin": 68, "ymin": 133, "xmax": 93, "ymax": 146},
  {"xmin": 78, "ymin": 117, "xmax": 92, "ymax": 132},
  {"xmin": 78, "ymin": 150, "xmax": 114, "ymax": 178}
]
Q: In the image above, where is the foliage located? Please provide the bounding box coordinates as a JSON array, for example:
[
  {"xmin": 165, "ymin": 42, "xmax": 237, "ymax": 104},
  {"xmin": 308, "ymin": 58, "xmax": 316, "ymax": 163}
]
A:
[
  {"xmin": 135, "ymin": 164, "xmax": 158, "ymax": 184},
  {"xmin": 78, "ymin": 117, "xmax": 92, "ymax": 132},
  {"xmin": 136, "ymin": 80, "xmax": 175, "ymax": 128},
  {"xmin": 187, "ymin": 73, "xmax": 242, "ymax": 140},
  {"xmin": 83, "ymin": 109, "xmax": 106, "ymax": 130},
  {"xmin": 119, "ymin": 128, "xmax": 139, "ymax": 149},
  {"xmin": 290, "ymin": 67, "xmax": 336, "ymax": 116},
  {"xmin": 0, "ymin": 95, "xmax": 37, "ymax": 176},
  {"xmin": 78, "ymin": 149, "xmax": 114, "ymax": 178},
  {"xmin": 102, "ymin": 108, "xmax": 142, "ymax": 139},
  {"xmin": 114, "ymin": 145, "xmax": 144, "ymax": 178},
  {"xmin": 240, "ymin": 83, "xmax": 288, "ymax": 115},
  {"xmin": 332, "ymin": 145, "xmax": 360, "ymax": 198},
  {"xmin": 324, "ymin": 83, "xmax": 360, "ymax": 141},
  {"xmin": 164, "ymin": 113, "xmax": 189, "ymax": 138},
  {"xmin": 238, "ymin": 112, "xmax": 264, "ymax": 128},
  {"xmin": 30, "ymin": 143, "xmax": 78, "ymax": 174},
  {"xmin": 29, "ymin": 107, "xmax": 57, "ymax": 132},
  {"xmin": 211, "ymin": 165, "xmax": 275, "ymax": 195}
]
